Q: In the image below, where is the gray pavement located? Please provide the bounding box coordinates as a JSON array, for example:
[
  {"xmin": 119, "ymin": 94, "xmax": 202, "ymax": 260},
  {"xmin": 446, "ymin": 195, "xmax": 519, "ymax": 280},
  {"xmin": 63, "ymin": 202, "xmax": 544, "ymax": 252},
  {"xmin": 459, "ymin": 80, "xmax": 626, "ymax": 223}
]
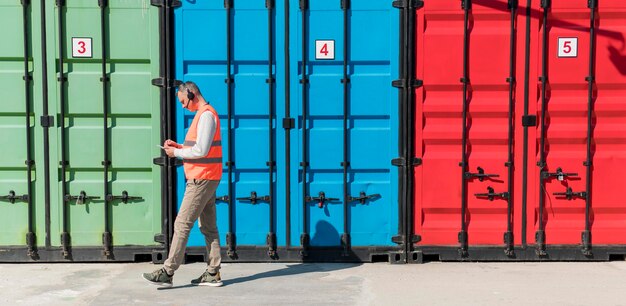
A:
[{"xmin": 1, "ymin": 261, "xmax": 626, "ymax": 305}]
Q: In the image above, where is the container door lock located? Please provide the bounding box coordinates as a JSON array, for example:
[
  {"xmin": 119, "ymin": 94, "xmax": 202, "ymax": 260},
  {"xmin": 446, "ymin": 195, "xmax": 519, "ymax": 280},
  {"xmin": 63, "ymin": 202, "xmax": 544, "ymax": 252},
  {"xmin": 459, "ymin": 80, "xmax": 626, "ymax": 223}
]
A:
[
  {"xmin": 306, "ymin": 191, "xmax": 339, "ymax": 208},
  {"xmin": 236, "ymin": 191, "xmax": 270, "ymax": 205},
  {"xmin": 464, "ymin": 166, "xmax": 499, "ymax": 181},
  {"xmin": 474, "ymin": 186, "xmax": 509, "ymax": 201},
  {"xmin": 0, "ymin": 190, "xmax": 28, "ymax": 204},
  {"xmin": 216, "ymin": 195, "xmax": 230, "ymax": 203},
  {"xmin": 348, "ymin": 191, "xmax": 381, "ymax": 204},
  {"xmin": 553, "ymin": 187, "xmax": 586, "ymax": 200},
  {"xmin": 105, "ymin": 191, "xmax": 143, "ymax": 204},
  {"xmin": 65, "ymin": 191, "xmax": 100, "ymax": 205},
  {"xmin": 542, "ymin": 167, "xmax": 578, "ymax": 181}
]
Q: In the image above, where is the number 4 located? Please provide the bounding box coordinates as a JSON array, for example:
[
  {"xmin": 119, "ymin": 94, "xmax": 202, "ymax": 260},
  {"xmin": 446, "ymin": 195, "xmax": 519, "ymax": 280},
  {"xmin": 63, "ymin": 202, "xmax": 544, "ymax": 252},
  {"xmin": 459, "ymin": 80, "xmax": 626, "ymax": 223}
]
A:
[{"xmin": 320, "ymin": 43, "xmax": 329, "ymax": 56}]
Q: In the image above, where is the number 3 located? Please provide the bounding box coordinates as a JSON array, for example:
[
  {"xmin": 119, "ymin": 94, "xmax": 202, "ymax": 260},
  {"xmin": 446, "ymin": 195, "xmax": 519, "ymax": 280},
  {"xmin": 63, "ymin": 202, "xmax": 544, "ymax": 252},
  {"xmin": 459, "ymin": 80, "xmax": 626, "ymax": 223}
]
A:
[{"xmin": 78, "ymin": 41, "xmax": 86, "ymax": 54}]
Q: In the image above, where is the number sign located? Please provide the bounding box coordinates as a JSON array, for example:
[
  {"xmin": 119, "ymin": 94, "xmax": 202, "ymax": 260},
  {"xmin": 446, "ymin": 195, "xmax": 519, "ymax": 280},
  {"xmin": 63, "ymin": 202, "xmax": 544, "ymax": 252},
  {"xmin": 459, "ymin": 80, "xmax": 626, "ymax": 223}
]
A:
[
  {"xmin": 72, "ymin": 37, "xmax": 93, "ymax": 58},
  {"xmin": 557, "ymin": 37, "xmax": 577, "ymax": 58},
  {"xmin": 315, "ymin": 40, "xmax": 335, "ymax": 60}
]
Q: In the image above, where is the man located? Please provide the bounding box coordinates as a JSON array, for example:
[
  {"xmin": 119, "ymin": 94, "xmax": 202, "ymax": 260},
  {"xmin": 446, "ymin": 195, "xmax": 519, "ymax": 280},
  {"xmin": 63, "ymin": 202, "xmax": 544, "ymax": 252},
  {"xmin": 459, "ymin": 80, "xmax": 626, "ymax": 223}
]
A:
[{"xmin": 143, "ymin": 81, "xmax": 223, "ymax": 287}]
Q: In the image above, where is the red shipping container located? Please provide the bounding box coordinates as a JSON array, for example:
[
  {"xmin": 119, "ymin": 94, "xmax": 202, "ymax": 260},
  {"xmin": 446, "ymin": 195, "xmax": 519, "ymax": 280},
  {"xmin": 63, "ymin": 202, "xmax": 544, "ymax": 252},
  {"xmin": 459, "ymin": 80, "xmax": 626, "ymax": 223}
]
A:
[{"xmin": 412, "ymin": 0, "xmax": 626, "ymax": 259}]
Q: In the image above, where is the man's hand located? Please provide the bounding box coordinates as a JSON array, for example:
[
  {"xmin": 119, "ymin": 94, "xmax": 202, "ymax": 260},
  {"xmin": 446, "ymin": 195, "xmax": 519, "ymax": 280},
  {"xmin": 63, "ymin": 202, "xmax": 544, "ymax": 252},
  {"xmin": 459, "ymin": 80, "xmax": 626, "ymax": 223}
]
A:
[
  {"xmin": 164, "ymin": 146, "xmax": 176, "ymax": 158},
  {"xmin": 164, "ymin": 139, "xmax": 182, "ymax": 149}
]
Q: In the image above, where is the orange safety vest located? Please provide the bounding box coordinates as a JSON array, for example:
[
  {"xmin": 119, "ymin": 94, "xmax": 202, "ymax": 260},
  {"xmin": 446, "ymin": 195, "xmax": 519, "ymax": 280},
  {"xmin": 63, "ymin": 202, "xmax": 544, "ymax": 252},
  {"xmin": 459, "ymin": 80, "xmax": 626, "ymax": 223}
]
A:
[{"xmin": 182, "ymin": 103, "xmax": 223, "ymax": 180}]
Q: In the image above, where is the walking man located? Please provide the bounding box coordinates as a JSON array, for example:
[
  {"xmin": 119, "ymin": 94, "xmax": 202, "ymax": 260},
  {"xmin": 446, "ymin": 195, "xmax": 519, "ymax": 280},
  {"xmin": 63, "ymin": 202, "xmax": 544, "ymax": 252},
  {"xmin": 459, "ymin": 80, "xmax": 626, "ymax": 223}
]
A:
[{"xmin": 143, "ymin": 81, "xmax": 223, "ymax": 287}]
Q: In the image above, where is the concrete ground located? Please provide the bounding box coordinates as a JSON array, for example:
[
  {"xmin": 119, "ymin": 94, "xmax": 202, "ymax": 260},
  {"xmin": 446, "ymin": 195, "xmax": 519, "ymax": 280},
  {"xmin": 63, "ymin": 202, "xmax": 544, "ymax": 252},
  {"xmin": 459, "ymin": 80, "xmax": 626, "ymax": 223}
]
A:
[{"xmin": 1, "ymin": 261, "xmax": 626, "ymax": 305}]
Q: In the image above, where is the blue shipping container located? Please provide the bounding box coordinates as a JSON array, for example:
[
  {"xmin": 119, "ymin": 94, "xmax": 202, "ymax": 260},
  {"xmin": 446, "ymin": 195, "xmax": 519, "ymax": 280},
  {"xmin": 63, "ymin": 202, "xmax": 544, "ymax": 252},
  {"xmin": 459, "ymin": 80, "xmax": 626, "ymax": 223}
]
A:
[{"xmin": 175, "ymin": 0, "xmax": 400, "ymax": 261}]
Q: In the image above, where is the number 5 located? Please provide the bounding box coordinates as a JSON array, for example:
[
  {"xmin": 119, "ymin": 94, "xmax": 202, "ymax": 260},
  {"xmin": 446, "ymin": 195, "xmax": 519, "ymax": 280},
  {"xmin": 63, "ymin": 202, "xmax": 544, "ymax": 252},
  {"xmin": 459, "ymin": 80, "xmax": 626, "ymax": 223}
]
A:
[{"xmin": 563, "ymin": 41, "xmax": 571, "ymax": 54}]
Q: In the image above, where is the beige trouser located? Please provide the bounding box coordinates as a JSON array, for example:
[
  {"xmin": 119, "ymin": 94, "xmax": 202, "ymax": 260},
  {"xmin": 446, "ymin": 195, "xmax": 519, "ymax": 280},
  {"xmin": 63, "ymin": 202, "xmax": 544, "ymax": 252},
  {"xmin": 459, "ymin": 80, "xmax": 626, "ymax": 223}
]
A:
[{"xmin": 163, "ymin": 179, "xmax": 221, "ymax": 275}]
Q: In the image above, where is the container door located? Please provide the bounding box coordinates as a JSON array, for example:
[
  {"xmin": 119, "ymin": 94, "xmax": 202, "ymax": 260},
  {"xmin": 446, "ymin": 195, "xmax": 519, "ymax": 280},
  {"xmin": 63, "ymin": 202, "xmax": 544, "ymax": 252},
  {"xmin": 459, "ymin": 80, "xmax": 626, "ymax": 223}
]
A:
[
  {"xmin": 290, "ymin": 0, "xmax": 399, "ymax": 251},
  {"xmin": 413, "ymin": 0, "xmax": 521, "ymax": 249},
  {"xmin": 587, "ymin": 0, "xmax": 626, "ymax": 245},
  {"xmin": 0, "ymin": 0, "xmax": 42, "ymax": 250},
  {"xmin": 49, "ymin": 1, "xmax": 162, "ymax": 255},
  {"xmin": 175, "ymin": 0, "xmax": 286, "ymax": 256},
  {"xmin": 529, "ymin": 0, "xmax": 626, "ymax": 251}
]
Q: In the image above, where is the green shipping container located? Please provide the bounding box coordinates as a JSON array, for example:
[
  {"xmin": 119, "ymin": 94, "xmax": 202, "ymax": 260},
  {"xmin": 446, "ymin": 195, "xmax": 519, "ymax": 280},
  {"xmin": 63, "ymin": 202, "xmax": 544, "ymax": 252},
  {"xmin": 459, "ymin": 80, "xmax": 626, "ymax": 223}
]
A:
[{"xmin": 0, "ymin": 0, "xmax": 172, "ymax": 262}]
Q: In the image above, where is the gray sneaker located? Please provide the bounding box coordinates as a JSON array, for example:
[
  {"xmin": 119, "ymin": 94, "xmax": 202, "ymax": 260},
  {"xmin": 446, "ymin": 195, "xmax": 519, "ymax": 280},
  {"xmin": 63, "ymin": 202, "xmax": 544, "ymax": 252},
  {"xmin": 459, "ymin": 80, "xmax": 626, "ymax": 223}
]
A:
[
  {"xmin": 191, "ymin": 271, "xmax": 223, "ymax": 287},
  {"xmin": 142, "ymin": 268, "xmax": 173, "ymax": 287}
]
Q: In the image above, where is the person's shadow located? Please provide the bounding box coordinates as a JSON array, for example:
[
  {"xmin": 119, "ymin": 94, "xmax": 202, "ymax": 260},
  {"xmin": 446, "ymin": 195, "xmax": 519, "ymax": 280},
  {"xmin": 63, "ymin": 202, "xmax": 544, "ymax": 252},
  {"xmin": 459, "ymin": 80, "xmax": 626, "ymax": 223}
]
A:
[{"xmin": 160, "ymin": 221, "xmax": 361, "ymax": 289}]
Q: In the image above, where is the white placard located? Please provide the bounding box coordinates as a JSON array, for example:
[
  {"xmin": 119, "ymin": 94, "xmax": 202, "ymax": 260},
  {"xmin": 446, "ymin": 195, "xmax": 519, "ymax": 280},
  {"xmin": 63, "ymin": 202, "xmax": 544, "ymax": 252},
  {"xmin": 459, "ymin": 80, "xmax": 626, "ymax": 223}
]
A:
[
  {"xmin": 557, "ymin": 37, "xmax": 577, "ymax": 58},
  {"xmin": 315, "ymin": 40, "xmax": 335, "ymax": 60},
  {"xmin": 72, "ymin": 37, "xmax": 93, "ymax": 58}
]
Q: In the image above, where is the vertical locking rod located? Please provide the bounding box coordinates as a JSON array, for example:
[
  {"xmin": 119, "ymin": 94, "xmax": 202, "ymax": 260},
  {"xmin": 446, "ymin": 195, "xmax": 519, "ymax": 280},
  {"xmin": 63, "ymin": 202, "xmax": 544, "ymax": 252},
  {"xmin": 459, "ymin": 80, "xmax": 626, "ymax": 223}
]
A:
[
  {"xmin": 22, "ymin": 0, "xmax": 37, "ymax": 258},
  {"xmin": 535, "ymin": 0, "xmax": 550, "ymax": 257},
  {"xmin": 56, "ymin": 0, "xmax": 72, "ymax": 259},
  {"xmin": 340, "ymin": 0, "xmax": 351, "ymax": 257},
  {"xmin": 581, "ymin": 0, "xmax": 597, "ymax": 256},
  {"xmin": 299, "ymin": 0, "xmax": 310, "ymax": 257},
  {"xmin": 99, "ymin": 0, "xmax": 113, "ymax": 259},
  {"xmin": 224, "ymin": 0, "xmax": 237, "ymax": 259},
  {"xmin": 504, "ymin": 0, "xmax": 518, "ymax": 256},
  {"xmin": 266, "ymin": 0, "xmax": 277, "ymax": 258},
  {"xmin": 39, "ymin": 0, "xmax": 53, "ymax": 249},
  {"xmin": 458, "ymin": 0, "xmax": 472, "ymax": 258}
]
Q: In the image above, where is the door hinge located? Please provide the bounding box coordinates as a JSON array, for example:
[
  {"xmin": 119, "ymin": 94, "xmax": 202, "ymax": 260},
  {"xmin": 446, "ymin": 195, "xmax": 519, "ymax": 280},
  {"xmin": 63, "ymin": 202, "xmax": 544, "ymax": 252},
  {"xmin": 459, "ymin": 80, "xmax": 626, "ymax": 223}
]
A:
[
  {"xmin": 541, "ymin": 0, "xmax": 551, "ymax": 9},
  {"xmin": 150, "ymin": 0, "xmax": 182, "ymax": 8},
  {"xmin": 21, "ymin": 0, "xmax": 30, "ymax": 6},
  {"xmin": 154, "ymin": 234, "xmax": 165, "ymax": 243},
  {"xmin": 504, "ymin": 232, "xmax": 513, "ymax": 244},
  {"xmin": 391, "ymin": 235, "xmax": 404, "ymax": 244},
  {"xmin": 461, "ymin": 0, "xmax": 471, "ymax": 10},
  {"xmin": 392, "ymin": 0, "xmax": 424, "ymax": 9},
  {"xmin": 392, "ymin": 235, "xmax": 420, "ymax": 244},
  {"xmin": 300, "ymin": 0, "xmax": 308, "ymax": 10},
  {"xmin": 341, "ymin": 0, "xmax": 350, "ymax": 10},
  {"xmin": 283, "ymin": 118, "xmax": 295, "ymax": 130},
  {"xmin": 392, "ymin": 79, "xmax": 405, "ymax": 88},
  {"xmin": 392, "ymin": 157, "xmax": 422, "ymax": 167},
  {"xmin": 392, "ymin": 79, "xmax": 423, "ymax": 89},
  {"xmin": 40, "ymin": 115, "xmax": 54, "ymax": 128},
  {"xmin": 153, "ymin": 157, "xmax": 166, "ymax": 166},
  {"xmin": 587, "ymin": 0, "xmax": 597, "ymax": 9},
  {"xmin": 521, "ymin": 115, "xmax": 537, "ymax": 127},
  {"xmin": 224, "ymin": 0, "xmax": 233, "ymax": 9},
  {"xmin": 151, "ymin": 77, "xmax": 178, "ymax": 88},
  {"xmin": 55, "ymin": 0, "xmax": 64, "ymax": 7},
  {"xmin": 266, "ymin": 0, "xmax": 274, "ymax": 9},
  {"xmin": 98, "ymin": 0, "xmax": 108, "ymax": 8},
  {"xmin": 508, "ymin": 0, "xmax": 518, "ymax": 9},
  {"xmin": 392, "ymin": 158, "xmax": 406, "ymax": 167}
]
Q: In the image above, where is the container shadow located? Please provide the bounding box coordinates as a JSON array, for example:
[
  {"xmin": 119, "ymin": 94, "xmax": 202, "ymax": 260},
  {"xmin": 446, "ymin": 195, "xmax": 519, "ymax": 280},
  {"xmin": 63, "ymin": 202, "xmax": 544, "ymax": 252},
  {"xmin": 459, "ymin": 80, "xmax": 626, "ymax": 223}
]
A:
[
  {"xmin": 158, "ymin": 263, "xmax": 361, "ymax": 290},
  {"xmin": 222, "ymin": 262, "xmax": 361, "ymax": 287}
]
